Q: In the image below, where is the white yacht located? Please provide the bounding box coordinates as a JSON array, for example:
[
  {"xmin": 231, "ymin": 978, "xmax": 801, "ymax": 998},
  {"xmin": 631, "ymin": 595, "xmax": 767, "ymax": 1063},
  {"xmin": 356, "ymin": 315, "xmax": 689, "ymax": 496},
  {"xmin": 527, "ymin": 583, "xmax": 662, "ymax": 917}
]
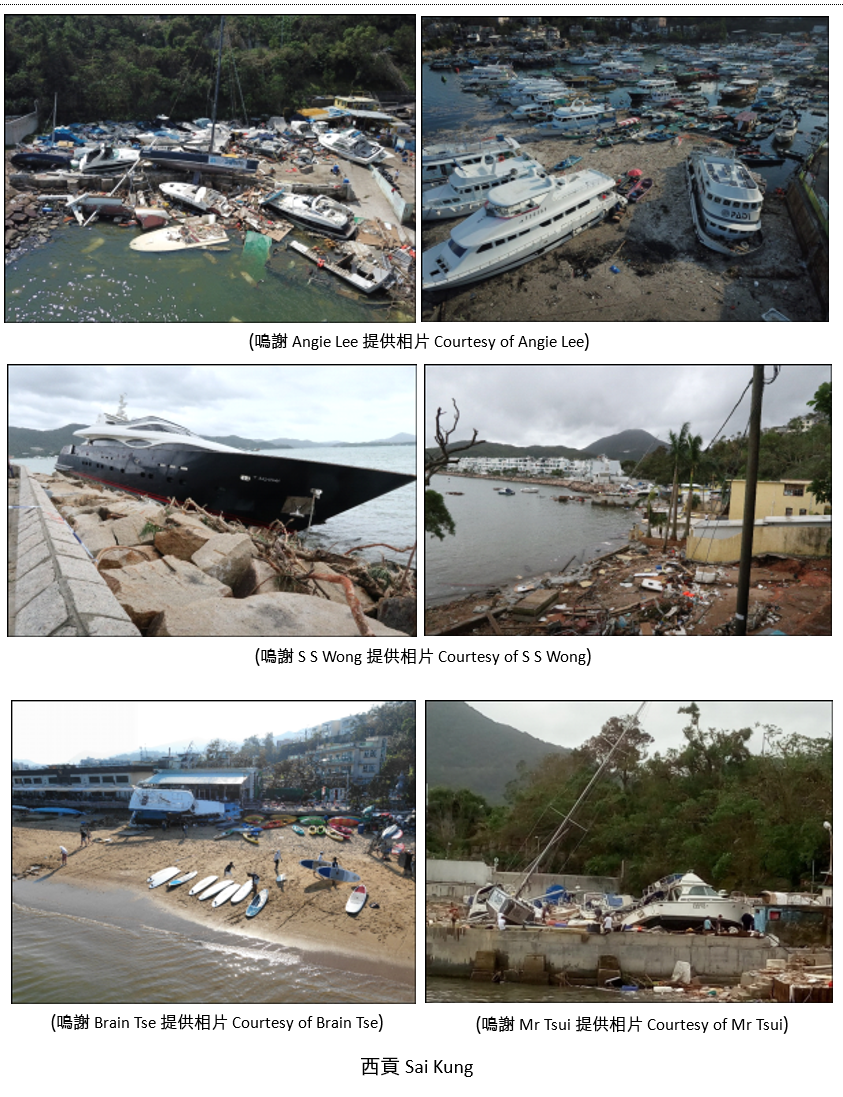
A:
[
  {"xmin": 629, "ymin": 77, "xmax": 679, "ymax": 99},
  {"xmin": 533, "ymin": 99, "xmax": 615, "ymax": 134},
  {"xmin": 317, "ymin": 129, "xmax": 388, "ymax": 165},
  {"xmin": 260, "ymin": 188, "xmax": 356, "ymax": 238},
  {"xmin": 686, "ymin": 148, "xmax": 764, "ymax": 256},
  {"xmin": 159, "ymin": 182, "xmax": 235, "ymax": 217},
  {"xmin": 773, "ymin": 112, "xmax": 799, "ymax": 142},
  {"xmin": 78, "ymin": 144, "xmax": 141, "ymax": 175},
  {"xmin": 618, "ymin": 872, "xmax": 753, "ymax": 931},
  {"xmin": 422, "ymin": 168, "xmax": 624, "ymax": 291},
  {"xmin": 421, "ymin": 155, "xmax": 543, "ymax": 222},
  {"xmin": 421, "ymin": 134, "xmax": 521, "ymax": 188}
]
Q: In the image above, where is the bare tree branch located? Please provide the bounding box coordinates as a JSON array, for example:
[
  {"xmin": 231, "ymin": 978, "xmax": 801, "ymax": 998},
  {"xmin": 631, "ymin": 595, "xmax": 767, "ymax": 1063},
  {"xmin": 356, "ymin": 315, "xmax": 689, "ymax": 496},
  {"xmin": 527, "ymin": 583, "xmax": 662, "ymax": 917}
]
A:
[{"xmin": 424, "ymin": 400, "xmax": 485, "ymax": 486}]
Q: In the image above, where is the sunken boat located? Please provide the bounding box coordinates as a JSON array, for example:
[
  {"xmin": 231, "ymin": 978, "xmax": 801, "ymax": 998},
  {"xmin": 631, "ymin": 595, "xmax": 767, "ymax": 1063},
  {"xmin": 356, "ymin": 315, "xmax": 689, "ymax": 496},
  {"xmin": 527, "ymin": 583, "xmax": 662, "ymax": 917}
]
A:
[{"xmin": 56, "ymin": 408, "xmax": 414, "ymax": 529}]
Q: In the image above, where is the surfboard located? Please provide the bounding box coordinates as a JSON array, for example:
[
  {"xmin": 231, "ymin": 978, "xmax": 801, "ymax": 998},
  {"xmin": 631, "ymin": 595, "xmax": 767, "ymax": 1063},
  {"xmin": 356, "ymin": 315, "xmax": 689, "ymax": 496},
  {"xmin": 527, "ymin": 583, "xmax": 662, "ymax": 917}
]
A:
[
  {"xmin": 317, "ymin": 865, "xmax": 360, "ymax": 884},
  {"xmin": 346, "ymin": 885, "xmax": 367, "ymax": 914},
  {"xmin": 198, "ymin": 878, "xmax": 237, "ymax": 901},
  {"xmin": 212, "ymin": 882, "xmax": 240, "ymax": 907},
  {"xmin": 189, "ymin": 875, "xmax": 217, "ymax": 896},
  {"xmin": 168, "ymin": 870, "xmax": 198, "ymax": 888},
  {"xmin": 246, "ymin": 888, "xmax": 269, "ymax": 918},
  {"xmin": 299, "ymin": 858, "xmax": 328, "ymax": 871},
  {"xmin": 381, "ymin": 825, "xmax": 400, "ymax": 841},
  {"xmin": 230, "ymin": 880, "xmax": 254, "ymax": 904},
  {"xmin": 242, "ymin": 832, "xmax": 259, "ymax": 845},
  {"xmin": 148, "ymin": 866, "xmax": 182, "ymax": 889}
]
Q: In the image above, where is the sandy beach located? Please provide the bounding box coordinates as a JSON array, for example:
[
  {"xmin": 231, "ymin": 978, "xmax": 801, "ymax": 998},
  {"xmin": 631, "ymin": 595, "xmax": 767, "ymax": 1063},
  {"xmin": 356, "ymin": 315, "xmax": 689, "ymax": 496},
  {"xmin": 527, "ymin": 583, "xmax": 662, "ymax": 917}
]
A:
[
  {"xmin": 13, "ymin": 818, "xmax": 415, "ymax": 983},
  {"xmin": 422, "ymin": 130, "xmax": 822, "ymax": 322}
]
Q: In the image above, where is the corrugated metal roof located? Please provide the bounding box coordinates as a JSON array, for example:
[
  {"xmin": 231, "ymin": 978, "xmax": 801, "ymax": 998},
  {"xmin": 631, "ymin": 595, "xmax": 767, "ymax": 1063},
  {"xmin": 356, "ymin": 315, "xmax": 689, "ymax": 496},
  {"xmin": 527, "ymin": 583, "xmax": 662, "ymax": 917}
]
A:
[{"xmin": 143, "ymin": 770, "xmax": 250, "ymax": 786}]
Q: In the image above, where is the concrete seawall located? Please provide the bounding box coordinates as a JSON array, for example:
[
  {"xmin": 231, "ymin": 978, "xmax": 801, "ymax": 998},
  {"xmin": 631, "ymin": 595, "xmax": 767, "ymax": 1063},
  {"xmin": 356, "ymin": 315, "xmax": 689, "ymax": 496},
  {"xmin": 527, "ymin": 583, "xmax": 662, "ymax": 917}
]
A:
[
  {"xmin": 426, "ymin": 925, "xmax": 829, "ymax": 982},
  {"xmin": 9, "ymin": 465, "xmax": 140, "ymax": 636}
]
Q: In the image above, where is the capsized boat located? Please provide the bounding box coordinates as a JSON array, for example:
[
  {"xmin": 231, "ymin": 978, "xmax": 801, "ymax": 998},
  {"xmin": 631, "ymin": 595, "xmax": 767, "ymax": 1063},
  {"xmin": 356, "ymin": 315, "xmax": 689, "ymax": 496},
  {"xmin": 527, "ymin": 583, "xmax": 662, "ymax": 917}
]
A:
[
  {"xmin": 422, "ymin": 168, "xmax": 624, "ymax": 292},
  {"xmin": 55, "ymin": 405, "xmax": 415, "ymax": 529},
  {"xmin": 260, "ymin": 188, "xmax": 357, "ymax": 239},
  {"xmin": 128, "ymin": 215, "xmax": 229, "ymax": 252},
  {"xmin": 617, "ymin": 872, "xmax": 753, "ymax": 931},
  {"xmin": 686, "ymin": 148, "xmax": 764, "ymax": 256}
]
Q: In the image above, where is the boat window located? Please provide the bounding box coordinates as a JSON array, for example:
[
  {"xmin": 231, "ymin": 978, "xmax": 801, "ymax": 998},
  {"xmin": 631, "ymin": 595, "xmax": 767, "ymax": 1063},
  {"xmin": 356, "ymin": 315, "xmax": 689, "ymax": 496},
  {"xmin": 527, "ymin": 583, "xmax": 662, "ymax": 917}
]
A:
[
  {"xmin": 477, "ymin": 242, "xmax": 493, "ymax": 253},
  {"xmin": 565, "ymin": 207, "xmax": 576, "ymax": 216},
  {"xmin": 722, "ymin": 199, "xmax": 731, "ymax": 207},
  {"xmin": 577, "ymin": 200, "xmax": 590, "ymax": 209},
  {"xmin": 540, "ymin": 219, "xmax": 551, "ymax": 228},
  {"xmin": 448, "ymin": 239, "xmax": 468, "ymax": 258}
]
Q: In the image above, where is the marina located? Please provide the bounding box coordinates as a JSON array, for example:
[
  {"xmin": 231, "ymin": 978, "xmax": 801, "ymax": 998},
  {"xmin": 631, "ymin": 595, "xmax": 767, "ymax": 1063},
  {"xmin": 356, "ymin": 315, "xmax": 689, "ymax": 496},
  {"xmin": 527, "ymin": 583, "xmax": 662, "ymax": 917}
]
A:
[{"xmin": 422, "ymin": 17, "xmax": 827, "ymax": 321}]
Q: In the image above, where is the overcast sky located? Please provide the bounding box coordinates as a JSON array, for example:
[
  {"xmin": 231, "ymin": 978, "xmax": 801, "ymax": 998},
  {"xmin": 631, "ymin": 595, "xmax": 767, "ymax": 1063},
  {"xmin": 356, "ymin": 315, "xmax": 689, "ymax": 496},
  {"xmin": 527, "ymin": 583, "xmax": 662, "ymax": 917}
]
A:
[
  {"xmin": 425, "ymin": 365, "xmax": 830, "ymax": 450},
  {"xmin": 13, "ymin": 701, "xmax": 382, "ymax": 765},
  {"xmin": 9, "ymin": 365, "xmax": 415, "ymax": 443},
  {"xmin": 467, "ymin": 702, "xmax": 831, "ymax": 755}
]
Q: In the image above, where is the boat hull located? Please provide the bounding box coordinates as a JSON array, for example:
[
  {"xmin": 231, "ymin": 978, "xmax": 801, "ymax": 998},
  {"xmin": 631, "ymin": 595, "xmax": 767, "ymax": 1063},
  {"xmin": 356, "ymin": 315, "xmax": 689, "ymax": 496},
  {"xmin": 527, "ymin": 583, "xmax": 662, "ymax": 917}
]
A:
[
  {"xmin": 141, "ymin": 149, "xmax": 259, "ymax": 174},
  {"xmin": 55, "ymin": 442, "xmax": 414, "ymax": 529}
]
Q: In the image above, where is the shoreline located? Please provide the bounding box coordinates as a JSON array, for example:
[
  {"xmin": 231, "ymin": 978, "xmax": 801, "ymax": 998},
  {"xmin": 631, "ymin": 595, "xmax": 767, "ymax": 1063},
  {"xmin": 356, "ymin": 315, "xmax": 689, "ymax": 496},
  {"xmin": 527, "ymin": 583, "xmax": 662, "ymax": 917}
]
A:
[{"xmin": 13, "ymin": 821, "xmax": 415, "ymax": 986}]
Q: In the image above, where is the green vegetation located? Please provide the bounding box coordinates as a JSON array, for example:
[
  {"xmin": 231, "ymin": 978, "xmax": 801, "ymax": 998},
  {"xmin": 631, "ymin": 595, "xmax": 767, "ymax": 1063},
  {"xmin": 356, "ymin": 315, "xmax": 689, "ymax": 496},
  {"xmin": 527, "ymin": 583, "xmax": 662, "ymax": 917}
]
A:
[
  {"xmin": 427, "ymin": 704, "xmax": 832, "ymax": 895},
  {"xmin": 4, "ymin": 14, "xmax": 414, "ymax": 121}
]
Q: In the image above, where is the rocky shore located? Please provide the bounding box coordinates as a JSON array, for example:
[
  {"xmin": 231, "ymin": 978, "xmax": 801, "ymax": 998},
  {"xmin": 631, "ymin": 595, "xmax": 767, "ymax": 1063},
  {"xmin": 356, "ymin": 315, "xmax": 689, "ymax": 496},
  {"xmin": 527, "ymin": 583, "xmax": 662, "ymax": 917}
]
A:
[{"xmin": 24, "ymin": 470, "xmax": 416, "ymax": 636}]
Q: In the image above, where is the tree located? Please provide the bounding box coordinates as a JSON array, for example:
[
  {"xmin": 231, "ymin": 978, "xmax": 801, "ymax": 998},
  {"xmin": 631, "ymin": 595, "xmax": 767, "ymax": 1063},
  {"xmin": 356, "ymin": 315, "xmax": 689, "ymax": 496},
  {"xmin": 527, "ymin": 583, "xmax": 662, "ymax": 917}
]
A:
[
  {"xmin": 580, "ymin": 713, "xmax": 654, "ymax": 792},
  {"xmin": 683, "ymin": 430, "xmax": 704, "ymax": 540},
  {"xmin": 664, "ymin": 422, "xmax": 689, "ymax": 545},
  {"xmin": 807, "ymin": 381, "xmax": 831, "ymax": 504},
  {"xmin": 424, "ymin": 401, "xmax": 485, "ymax": 539}
]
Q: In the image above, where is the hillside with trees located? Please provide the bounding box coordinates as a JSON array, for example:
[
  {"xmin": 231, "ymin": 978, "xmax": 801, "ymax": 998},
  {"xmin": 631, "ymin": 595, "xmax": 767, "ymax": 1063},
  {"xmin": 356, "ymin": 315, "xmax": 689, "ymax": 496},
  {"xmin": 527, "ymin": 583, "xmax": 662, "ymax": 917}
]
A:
[
  {"xmin": 427, "ymin": 704, "xmax": 832, "ymax": 896},
  {"xmin": 4, "ymin": 14, "xmax": 414, "ymax": 122}
]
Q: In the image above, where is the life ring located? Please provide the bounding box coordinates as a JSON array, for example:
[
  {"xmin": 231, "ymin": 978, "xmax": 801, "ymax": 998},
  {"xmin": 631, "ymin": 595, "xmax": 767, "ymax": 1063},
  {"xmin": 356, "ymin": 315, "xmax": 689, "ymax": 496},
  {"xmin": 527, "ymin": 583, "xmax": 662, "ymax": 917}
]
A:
[{"xmin": 317, "ymin": 259, "xmax": 325, "ymax": 268}]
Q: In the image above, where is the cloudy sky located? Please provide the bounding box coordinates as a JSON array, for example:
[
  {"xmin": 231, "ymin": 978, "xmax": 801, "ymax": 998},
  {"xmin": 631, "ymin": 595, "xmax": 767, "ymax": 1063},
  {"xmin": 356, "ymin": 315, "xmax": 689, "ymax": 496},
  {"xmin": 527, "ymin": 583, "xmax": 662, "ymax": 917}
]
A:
[
  {"xmin": 13, "ymin": 701, "xmax": 382, "ymax": 765},
  {"xmin": 9, "ymin": 365, "xmax": 415, "ymax": 443},
  {"xmin": 467, "ymin": 702, "xmax": 831, "ymax": 755},
  {"xmin": 425, "ymin": 365, "xmax": 830, "ymax": 450}
]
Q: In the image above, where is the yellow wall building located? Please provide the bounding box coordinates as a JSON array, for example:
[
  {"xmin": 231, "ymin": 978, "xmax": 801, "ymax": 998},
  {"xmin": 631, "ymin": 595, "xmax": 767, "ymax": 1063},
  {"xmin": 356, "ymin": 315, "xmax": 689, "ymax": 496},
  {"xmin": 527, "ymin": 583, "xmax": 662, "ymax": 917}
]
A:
[{"xmin": 729, "ymin": 479, "xmax": 827, "ymax": 520}]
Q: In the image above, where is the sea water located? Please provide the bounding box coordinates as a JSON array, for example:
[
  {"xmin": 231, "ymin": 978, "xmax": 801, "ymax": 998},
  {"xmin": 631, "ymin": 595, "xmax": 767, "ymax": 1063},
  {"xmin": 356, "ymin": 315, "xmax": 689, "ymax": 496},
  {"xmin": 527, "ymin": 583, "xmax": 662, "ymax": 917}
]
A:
[
  {"xmin": 13, "ymin": 881, "xmax": 412, "ymax": 1004},
  {"xmin": 426, "ymin": 475, "xmax": 634, "ymax": 605}
]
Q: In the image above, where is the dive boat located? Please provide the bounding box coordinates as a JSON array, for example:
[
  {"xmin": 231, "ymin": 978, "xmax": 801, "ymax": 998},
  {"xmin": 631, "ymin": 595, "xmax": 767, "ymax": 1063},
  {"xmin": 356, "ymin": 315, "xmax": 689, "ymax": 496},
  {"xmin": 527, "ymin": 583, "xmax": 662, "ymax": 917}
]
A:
[
  {"xmin": 421, "ymin": 134, "xmax": 521, "ymax": 188},
  {"xmin": 422, "ymin": 168, "xmax": 624, "ymax": 292},
  {"xmin": 421, "ymin": 154, "xmax": 542, "ymax": 221},
  {"xmin": 617, "ymin": 872, "xmax": 753, "ymax": 931},
  {"xmin": 686, "ymin": 148, "xmax": 764, "ymax": 256},
  {"xmin": 159, "ymin": 182, "xmax": 235, "ymax": 217},
  {"xmin": 317, "ymin": 129, "xmax": 388, "ymax": 166},
  {"xmin": 260, "ymin": 188, "xmax": 357, "ymax": 239},
  {"xmin": 55, "ymin": 405, "xmax": 414, "ymax": 529}
]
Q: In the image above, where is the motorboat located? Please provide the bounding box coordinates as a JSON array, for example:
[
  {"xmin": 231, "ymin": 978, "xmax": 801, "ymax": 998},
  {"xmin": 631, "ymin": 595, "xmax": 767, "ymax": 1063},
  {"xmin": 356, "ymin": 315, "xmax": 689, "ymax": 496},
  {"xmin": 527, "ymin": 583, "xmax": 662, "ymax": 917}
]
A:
[
  {"xmin": 421, "ymin": 134, "xmax": 521, "ymax": 188},
  {"xmin": 10, "ymin": 146, "xmax": 74, "ymax": 170},
  {"xmin": 498, "ymin": 488, "xmax": 515, "ymax": 495},
  {"xmin": 260, "ymin": 188, "xmax": 357, "ymax": 239},
  {"xmin": 317, "ymin": 129, "xmax": 389, "ymax": 166},
  {"xmin": 140, "ymin": 147, "xmax": 258, "ymax": 174},
  {"xmin": 422, "ymin": 168, "xmax": 624, "ymax": 292},
  {"xmin": 78, "ymin": 144, "xmax": 141, "ymax": 174},
  {"xmin": 129, "ymin": 216, "xmax": 229, "ymax": 252},
  {"xmin": 532, "ymin": 100, "xmax": 616, "ymax": 134},
  {"xmin": 773, "ymin": 112, "xmax": 798, "ymax": 142},
  {"xmin": 421, "ymin": 154, "xmax": 542, "ymax": 222},
  {"xmin": 617, "ymin": 872, "xmax": 753, "ymax": 931},
  {"xmin": 159, "ymin": 182, "xmax": 236, "ymax": 217},
  {"xmin": 686, "ymin": 148, "xmax": 764, "ymax": 256},
  {"xmin": 56, "ymin": 406, "xmax": 415, "ymax": 529}
]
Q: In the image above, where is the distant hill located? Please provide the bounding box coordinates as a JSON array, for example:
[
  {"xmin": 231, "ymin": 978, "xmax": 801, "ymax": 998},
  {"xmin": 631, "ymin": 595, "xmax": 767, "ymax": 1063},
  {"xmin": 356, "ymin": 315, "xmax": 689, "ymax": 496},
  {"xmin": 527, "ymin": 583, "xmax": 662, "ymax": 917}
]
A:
[
  {"xmin": 8, "ymin": 424, "xmax": 88, "ymax": 458},
  {"xmin": 426, "ymin": 701, "xmax": 569, "ymax": 803},
  {"xmin": 584, "ymin": 429, "xmax": 668, "ymax": 462},
  {"xmin": 425, "ymin": 440, "xmax": 584, "ymax": 461}
]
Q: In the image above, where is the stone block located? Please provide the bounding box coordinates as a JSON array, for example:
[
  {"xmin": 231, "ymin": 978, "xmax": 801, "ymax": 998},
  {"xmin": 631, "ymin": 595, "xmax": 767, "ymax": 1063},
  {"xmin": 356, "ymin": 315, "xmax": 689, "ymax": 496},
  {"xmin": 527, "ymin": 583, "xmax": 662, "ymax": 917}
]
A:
[
  {"xmin": 14, "ymin": 558, "xmax": 56, "ymax": 611},
  {"xmin": 376, "ymin": 595, "xmax": 416, "ymax": 636},
  {"xmin": 14, "ymin": 582, "xmax": 70, "ymax": 636},
  {"xmin": 86, "ymin": 616, "xmax": 142, "ymax": 637},
  {"xmin": 17, "ymin": 539, "xmax": 51, "ymax": 577},
  {"xmin": 102, "ymin": 556, "xmax": 232, "ymax": 629},
  {"xmin": 110, "ymin": 513, "xmax": 159, "ymax": 546},
  {"xmin": 97, "ymin": 546, "xmax": 161, "ymax": 571},
  {"xmin": 191, "ymin": 533, "xmax": 257, "ymax": 589},
  {"xmin": 148, "ymin": 592, "xmax": 410, "ymax": 637},
  {"xmin": 232, "ymin": 559, "xmax": 281, "ymax": 598},
  {"xmin": 154, "ymin": 523, "xmax": 215, "ymax": 561}
]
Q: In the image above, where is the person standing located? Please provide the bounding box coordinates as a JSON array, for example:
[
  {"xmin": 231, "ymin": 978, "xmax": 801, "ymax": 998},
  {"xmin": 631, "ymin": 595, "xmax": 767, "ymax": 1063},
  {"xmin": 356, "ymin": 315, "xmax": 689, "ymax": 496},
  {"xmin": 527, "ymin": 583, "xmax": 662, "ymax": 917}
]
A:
[
  {"xmin": 60, "ymin": 846, "xmax": 68, "ymax": 867},
  {"xmin": 182, "ymin": 822, "xmax": 188, "ymax": 839},
  {"xmin": 224, "ymin": 861, "xmax": 235, "ymax": 877},
  {"xmin": 248, "ymin": 871, "xmax": 260, "ymax": 893},
  {"xmin": 273, "ymin": 849, "xmax": 281, "ymax": 874},
  {"xmin": 497, "ymin": 911, "xmax": 506, "ymax": 932},
  {"xmin": 602, "ymin": 913, "xmax": 613, "ymax": 935}
]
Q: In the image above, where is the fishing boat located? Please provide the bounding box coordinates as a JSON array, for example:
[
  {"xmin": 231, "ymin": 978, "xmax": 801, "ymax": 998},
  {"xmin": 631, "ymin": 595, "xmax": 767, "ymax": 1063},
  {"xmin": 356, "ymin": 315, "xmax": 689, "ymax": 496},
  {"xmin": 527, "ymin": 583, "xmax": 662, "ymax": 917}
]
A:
[
  {"xmin": 421, "ymin": 155, "xmax": 543, "ymax": 222},
  {"xmin": 159, "ymin": 182, "xmax": 235, "ymax": 217},
  {"xmin": 55, "ymin": 399, "xmax": 414, "ymax": 529},
  {"xmin": 422, "ymin": 168, "xmax": 624, "ymax": 292},
  {"xmin": 686, "ymin": 148, "xmax": 764, "ymax": 256},
  {"xmin": 128, "ymin": 215, "xmax": 229, "ymax": 252},
  {"xmin": 317, "ymin": 129, "xmax": 388, "ymax": 166},
  {"xmin": 260, "ymin": 188, "xmax": 357, "ymax": 239}
]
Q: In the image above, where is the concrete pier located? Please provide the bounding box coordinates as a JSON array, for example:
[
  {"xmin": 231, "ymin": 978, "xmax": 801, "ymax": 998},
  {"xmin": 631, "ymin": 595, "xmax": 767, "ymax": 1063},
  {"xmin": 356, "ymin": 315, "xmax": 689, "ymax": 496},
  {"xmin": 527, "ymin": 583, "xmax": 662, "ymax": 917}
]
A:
[
  {"xmin": 426, "ymin": 925, "xmax": 830, "ymax": 983},
  {"xmin": 8, "ymin": 465, "xmax": 140, "ymax": 636}
]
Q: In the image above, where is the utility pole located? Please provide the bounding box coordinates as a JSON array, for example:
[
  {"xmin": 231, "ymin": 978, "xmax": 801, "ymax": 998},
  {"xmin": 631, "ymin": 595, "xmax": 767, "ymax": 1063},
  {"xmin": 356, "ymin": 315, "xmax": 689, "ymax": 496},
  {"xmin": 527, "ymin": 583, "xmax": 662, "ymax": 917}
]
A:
[{"xmin": 734, "ymin": 365, "xmax": 765, "ymax": 635}]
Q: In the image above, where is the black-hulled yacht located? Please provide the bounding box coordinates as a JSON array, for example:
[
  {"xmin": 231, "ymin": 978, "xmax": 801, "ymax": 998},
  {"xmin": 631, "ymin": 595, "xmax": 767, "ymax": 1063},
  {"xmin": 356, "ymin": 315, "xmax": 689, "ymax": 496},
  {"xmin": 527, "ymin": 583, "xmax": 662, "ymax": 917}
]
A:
[{"xmin": 56, "ymin": 408, "xmax": 414, "ymax": 529}]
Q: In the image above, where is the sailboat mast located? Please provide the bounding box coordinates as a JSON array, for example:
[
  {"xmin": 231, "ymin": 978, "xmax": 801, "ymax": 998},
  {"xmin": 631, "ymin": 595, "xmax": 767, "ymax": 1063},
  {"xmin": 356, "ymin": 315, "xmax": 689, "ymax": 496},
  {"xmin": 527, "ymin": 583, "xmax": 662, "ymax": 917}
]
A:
[
  {"xmin": 210, "ymin": 14, "xmax": 225, "ymax": 153},
  {"xmin": 513, "ymin": 702, "xmax": 649, "ymax": 900}
]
